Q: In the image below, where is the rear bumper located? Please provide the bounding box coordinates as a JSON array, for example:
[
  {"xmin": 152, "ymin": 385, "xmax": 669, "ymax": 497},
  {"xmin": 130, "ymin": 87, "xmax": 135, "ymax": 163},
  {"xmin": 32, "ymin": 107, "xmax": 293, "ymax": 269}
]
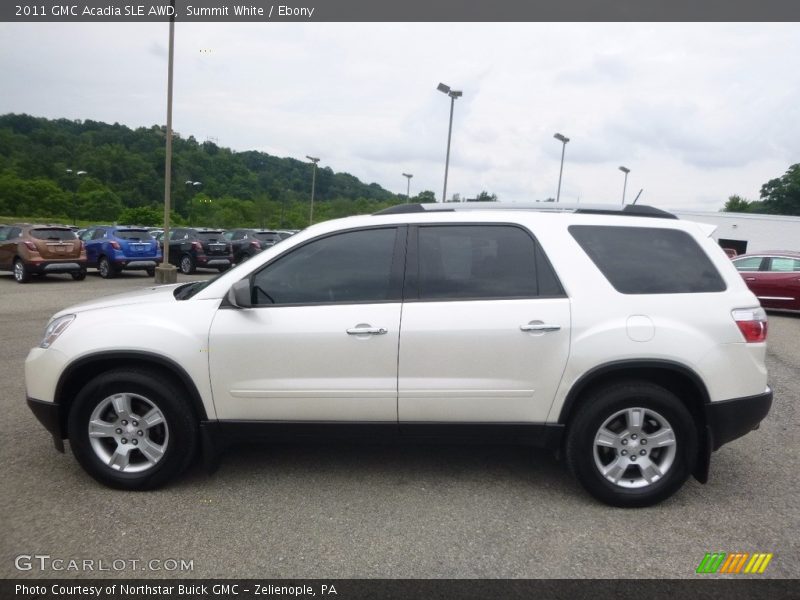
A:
[
  {"xmin": 27, "ymin": 260, "xmax": 86, "ymax": 274},
  {"xmin": 705, "ymin": 388, "xmax": 773, "ymax": 451}
]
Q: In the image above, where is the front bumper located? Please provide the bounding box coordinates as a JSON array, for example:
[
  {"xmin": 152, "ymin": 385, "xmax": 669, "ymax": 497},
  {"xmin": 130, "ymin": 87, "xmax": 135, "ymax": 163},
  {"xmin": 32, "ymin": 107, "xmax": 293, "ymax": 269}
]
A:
[
  {"xmin": 27, "ymin": 397, "xmax": 65, "ymax": 452},
  {"xmin": 705, "ymin": 388, "xmax": 773, "ymax": 451}
]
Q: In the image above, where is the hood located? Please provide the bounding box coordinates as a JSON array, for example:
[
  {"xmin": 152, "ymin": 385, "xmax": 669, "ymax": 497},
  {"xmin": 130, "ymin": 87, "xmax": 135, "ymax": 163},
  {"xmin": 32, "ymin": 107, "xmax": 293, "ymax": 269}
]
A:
[{"xmin": 53, "ymin": 283, "xmax": 185, "ymax": 318}]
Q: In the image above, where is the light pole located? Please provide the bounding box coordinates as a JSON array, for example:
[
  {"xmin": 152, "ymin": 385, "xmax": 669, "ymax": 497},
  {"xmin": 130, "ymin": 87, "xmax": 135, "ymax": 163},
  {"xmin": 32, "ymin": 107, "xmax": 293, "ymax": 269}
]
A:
[
  {"xmin": 402, "ymin": 173, "xmax": 413, "ymax": 203},
  {"xmin": 306, "ymin": 155, "xmax": 320, "ymax": 225},
  {"xmin": 185, "ymin": 180, "xmax": 202, "ymax": 225},
  {"xmin": 619, "ymin": 166, "xmax": 630, "ymax": 205},
  {"xmin": 65, "ymin": 169, "xmax": 87, "ymax": 225},
  {"xmin": 437, "ymin": 82, "xmax": 462, "ymax": 203},
  {"xmin": 553, "ymin": 133, "xmax": 569, "ymax": 203},
  {"xmin": 156, "ymin": 0, "xmax": 178, "ymax": 283}
]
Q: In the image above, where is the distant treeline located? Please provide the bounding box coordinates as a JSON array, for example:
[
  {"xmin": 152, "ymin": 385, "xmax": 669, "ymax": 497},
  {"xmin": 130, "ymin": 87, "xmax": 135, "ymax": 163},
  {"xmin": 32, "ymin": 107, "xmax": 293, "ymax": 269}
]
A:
[{"xmin": 0, "ymin": 113, "xmax": 438, "ymax": 228}]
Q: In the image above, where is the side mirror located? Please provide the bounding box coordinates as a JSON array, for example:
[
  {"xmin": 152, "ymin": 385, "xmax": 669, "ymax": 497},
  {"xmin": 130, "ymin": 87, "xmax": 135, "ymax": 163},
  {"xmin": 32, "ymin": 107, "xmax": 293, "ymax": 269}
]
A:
[{"xmin": 227, "ymin": 279, "xmax": 253, "ymax": 308}]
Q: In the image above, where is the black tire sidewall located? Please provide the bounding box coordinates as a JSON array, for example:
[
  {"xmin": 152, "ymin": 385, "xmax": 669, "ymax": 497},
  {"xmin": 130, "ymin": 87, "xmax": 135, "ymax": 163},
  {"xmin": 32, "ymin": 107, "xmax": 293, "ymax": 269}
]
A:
[
  {"xmin": 67, "ymin": 369, "xmax": 197, "ymax": 490},
  {"xmin": 566, "ymin": 382, "xmax": 698, "ymax": 508}
]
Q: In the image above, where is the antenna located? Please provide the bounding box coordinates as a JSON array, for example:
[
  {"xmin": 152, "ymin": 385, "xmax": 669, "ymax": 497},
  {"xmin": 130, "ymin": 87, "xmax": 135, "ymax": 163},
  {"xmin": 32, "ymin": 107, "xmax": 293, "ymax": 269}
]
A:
[{"xmin": 632, "ymin": 189, "xmax": 643, "ymax": 205}]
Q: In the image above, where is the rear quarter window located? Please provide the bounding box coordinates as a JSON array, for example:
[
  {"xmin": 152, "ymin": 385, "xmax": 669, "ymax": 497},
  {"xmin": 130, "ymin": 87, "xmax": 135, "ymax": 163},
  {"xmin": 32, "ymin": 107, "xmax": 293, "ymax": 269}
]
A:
[{"xmin": 569, "ymin": 225, "xmax": 726, "ymax": 294}]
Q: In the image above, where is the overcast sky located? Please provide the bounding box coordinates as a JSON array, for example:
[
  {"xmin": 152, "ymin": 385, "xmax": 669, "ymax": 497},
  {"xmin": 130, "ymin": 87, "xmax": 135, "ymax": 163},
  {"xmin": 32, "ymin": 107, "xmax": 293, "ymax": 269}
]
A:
[{"xmin": 1, "ymin": 22, "xmax": 799, "ymax": 210}]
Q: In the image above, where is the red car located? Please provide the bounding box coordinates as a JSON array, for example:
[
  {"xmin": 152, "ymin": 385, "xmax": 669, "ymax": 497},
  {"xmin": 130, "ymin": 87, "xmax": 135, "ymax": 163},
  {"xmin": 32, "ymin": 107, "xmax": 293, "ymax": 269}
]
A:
[{"xmin": 732, "ymin": 251, "xmax": 800, "ymax": 311}]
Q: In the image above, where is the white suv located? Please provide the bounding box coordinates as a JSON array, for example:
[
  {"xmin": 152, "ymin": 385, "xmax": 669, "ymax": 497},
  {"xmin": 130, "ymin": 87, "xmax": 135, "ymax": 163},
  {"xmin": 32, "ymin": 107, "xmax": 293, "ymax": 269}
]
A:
[{"xmin": 25, "ymin": 203, "xmax": 772, "ymax": 507}]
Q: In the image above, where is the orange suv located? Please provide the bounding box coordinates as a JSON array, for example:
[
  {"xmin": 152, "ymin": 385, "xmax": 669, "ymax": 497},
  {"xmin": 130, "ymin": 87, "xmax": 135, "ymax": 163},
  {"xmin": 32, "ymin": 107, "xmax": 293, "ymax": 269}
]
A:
[{"xmin": 0, "ymin": 224, "xmax": 87, "ymax": 283}]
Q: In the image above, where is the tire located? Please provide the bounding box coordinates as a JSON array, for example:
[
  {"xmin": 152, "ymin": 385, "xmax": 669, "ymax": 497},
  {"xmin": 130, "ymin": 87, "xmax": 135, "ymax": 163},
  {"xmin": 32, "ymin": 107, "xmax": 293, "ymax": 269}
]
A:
[
  {"xmin": 565, "ymin": 381, "xmax": 697, "ymax": 508},
  {"xmin": 217, "ymin": 264, "xmax": 230, "ymax": 273},
  {"xmin": 98, "ymin": 256, "xmax": 116, "ymax": 279},
  {"xmin": 13, "ymin": 259, "xmax": 31, "ymax": 283},
  {"xmin": 67, "ymin": 368, "xmax": 198, "ymax": 490},
  {"xmin": 179, "ymin": 254, "xmax": 196, "ymax": 275},
  {"xmin": 71, "ymin": 269, "xmax": 87, "ymax": 281},
  {"xmin": 146, "ymin": 267, "xmax": 156, "ymax": 277}
]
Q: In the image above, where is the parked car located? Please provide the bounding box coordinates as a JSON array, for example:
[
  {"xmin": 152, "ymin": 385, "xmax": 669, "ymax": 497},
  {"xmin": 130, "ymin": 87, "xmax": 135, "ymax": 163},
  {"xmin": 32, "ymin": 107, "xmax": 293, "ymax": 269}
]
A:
[
  {"xmin": 732, "ymin": 251, "xmax": 800, "ymax": 311},
  {"xmin": 80, "ymin": 226, "xmax": 162, "ymax": 278},
  {"xmin": 25, "ymin": 203, "xmax": 772, "ymax": 507},
  {"xmin": 224, "ymin": 229, "xmax": 284, "ymax": 263},
  {"xmin": 161, "ymin": 228, "xmax": 233, "ymax": 274},
  {"xmin": 0, "ymin": 224, "xmax": 87, "ymax": 283}
]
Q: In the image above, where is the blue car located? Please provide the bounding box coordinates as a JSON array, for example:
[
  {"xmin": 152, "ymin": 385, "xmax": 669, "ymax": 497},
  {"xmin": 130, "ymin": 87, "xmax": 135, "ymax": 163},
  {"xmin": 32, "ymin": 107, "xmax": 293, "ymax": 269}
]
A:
[{"xmin": 80, "ymin": 226, "xmax": 162, "ymax": 278}]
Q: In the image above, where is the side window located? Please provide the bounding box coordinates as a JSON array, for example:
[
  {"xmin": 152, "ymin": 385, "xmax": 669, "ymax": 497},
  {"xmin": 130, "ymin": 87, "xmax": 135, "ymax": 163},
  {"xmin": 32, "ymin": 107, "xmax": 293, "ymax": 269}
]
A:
[
  {"xmin": 416, "ymin": 225, "xmax": 557, "ymax": 300},
  {"xmin": 570, "ymin": 225, "xmax": 726, "ymax": 294},
  {"xmin": 0, "ymin": 227, "xmax": 8, "ymax": 241},
  {"xmin": 768, "ymin": 257, "xmax": 800, "ymax": 272},
  {"xmin": 223, "ymin": 231, "xmax": 234, "ymax": 240},
  {"xmin": 251, "ymin": 228, "xmax": 399, "ymax": 305},
  {"xmin": 9, "ymin": 227, "xmax": 22, "ymax": 239},
  {"xmin": 733, "ymin": 257, "xmax": 765, "ymax": 272},
  {"xmin": 80, "ymin": 229, "xmax": 94, "ymax": 242},
  {"xmin": 92, "ymin": 229, "xmax": 106, "ymax": 240}
]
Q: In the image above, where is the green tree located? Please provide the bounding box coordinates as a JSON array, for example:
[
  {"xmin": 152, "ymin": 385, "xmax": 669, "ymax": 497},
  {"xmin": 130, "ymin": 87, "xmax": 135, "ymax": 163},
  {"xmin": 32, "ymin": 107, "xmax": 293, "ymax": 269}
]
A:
[
  {"xmin": 760, "ymin": 164, "xmax": 800, "ymax": 216},
  {"xmin": 721, "ymin": 195, "xmax": 752, "ymax": 213},
  {"xmin": 118, "ymin": 205, "xmax": 163, "ymax": 226}
]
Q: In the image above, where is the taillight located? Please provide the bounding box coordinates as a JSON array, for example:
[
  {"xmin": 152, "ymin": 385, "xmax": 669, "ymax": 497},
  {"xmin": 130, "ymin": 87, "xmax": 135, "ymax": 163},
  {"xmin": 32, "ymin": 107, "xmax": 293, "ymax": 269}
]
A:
[
  {"xmin": 250, "ymin": 240, "xmax": 261, "ymax": 249},
  {"xmin": 24, "ymin": 240, "xmax": 38, "ymax": 252},
  {"xmin": 192, "ymin": 241, "xmax": 203, "ymax": 252},
  {"xmin": 110, "ymin": 240, "xmax": 121, "ymax": 250},
  {"xmin": 732, "ymin": 308, "xmax": 768, "ymax": 343}
]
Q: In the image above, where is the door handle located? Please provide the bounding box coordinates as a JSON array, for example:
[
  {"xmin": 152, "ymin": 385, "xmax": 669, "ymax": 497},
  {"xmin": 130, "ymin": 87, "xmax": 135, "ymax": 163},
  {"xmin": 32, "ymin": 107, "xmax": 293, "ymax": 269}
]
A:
[
  {"xmin": 346, "ymin": 326, "xmax": 387, "ymax": 336},
  {"xmin": 745, "ymin": 277, "xmax": 756, "ymax": 281},
  {"xmin": 520, "ymin": 322, "xmax": 561, "ymax": 333}
]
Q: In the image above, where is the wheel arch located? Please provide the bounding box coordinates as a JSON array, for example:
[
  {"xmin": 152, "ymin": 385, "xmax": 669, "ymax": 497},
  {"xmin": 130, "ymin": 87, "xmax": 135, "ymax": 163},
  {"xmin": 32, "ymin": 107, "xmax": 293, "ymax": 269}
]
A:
[
  {"xmin": 558, "ymin": 360, "xmax": 712, "ymax": 483},
  {"xmin": 54, "ymin": 351, "xmax": 208, "ymax": 439}
]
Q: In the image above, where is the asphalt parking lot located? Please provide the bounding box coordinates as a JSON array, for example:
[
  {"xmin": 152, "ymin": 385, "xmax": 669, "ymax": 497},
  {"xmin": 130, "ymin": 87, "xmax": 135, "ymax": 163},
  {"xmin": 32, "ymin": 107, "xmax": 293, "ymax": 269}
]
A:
[{"xmin": 0, "ymin": 270, "xmax": 798, "ymax": 579}]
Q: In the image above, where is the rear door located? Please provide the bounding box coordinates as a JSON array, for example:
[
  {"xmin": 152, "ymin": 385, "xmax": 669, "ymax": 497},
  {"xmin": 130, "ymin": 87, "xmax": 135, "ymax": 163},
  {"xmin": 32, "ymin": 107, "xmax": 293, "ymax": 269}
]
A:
[
  {"xmin": 733, "ymin": 256, "xmax": 771, "ymax": 305},
  {"xmin": 398, "ymin": 224, "xmax": 571, "ymax": 424}
]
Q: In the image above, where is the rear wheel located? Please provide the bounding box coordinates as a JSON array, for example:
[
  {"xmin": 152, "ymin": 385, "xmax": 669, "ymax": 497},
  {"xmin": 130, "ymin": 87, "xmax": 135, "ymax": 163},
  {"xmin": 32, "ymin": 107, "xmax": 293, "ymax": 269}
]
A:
[
  {"xmin": 179, "ymin": 254, "xmax": 196, "ymax": 275},
  {"xmin": 565, "ymin": 381, "xmax": 697, "ymax": 507},
  {"xmin": 68, "ymin": 368, "xmax": 198, "ymax": 490},
  {"xmin": 98, "ymin": 256, "xmax": 117, "ymax": 279},
  {"xmin": 13, "ymin": 259, "xmax": 30, "ymax": 283},
  {"xmin": 217, "ymin": 264, "xmax": 229, "ymax": 273},
  {"xmin": 71, "ymin": 269, "xmax": 87, "ymax": 281},
  {"xmin": 146, "ymin": 267, "xmax": 155, "ymax": 277}
]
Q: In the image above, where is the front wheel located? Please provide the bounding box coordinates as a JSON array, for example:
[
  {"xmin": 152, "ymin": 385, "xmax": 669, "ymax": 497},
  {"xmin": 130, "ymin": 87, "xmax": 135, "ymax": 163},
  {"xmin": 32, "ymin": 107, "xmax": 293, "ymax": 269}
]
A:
[
  {"xmin": 565, "ymin": 381, "xmax": 697, "ymax": 508},
  {"xmin": 67, "ymin": 369, "xmax": 198, "ymax": 490}
]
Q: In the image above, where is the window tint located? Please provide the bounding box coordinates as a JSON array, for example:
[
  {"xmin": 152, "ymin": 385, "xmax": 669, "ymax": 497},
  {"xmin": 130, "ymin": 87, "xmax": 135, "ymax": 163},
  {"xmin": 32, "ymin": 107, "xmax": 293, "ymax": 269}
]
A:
[
  {"xmin": 252, "ymin": 228, "xmax": 398, "ymax": 305},
  {"xmin": 30, "ymin": 228, "xmax": 77, "ymax": 241},
  {"xmin": 769, "ymin": 257, "xmax": 800, "ymax": 272},
  {"xmin": 197, "ymin": 232, "xmax": 225, "ymax": 241},
  {"xmin": 92, "ymin": 229, "xmax": 106, "ymax": 240},
  {"xmin": 254, "ymin": 232, "xmax": 280, "ymax": 243},
  {"xmin": 417, "ymin": 225, "xmax": 548, "ymax": 300},
  {"xmin": 569, "ymin": 225, "xmax": 726, "ymax": 294},
  {"xmin": 733, "ymin": 257, "xmax": 765, "ymax": 272}
]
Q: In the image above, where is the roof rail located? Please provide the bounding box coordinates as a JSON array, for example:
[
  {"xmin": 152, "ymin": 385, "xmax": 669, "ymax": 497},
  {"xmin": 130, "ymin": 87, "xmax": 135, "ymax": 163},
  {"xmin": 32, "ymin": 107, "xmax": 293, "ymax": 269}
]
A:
[{"xmin": 374, "ymin": 202, "xmax": 677, "ymax": 220}]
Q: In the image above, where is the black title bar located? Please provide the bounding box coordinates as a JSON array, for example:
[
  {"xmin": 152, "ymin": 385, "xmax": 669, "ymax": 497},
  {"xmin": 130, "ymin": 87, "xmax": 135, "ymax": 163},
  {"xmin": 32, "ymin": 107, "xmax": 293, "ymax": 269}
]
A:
[{"xmin": 3, "ymin": 0, "xmax": 800, "ymax": 22}]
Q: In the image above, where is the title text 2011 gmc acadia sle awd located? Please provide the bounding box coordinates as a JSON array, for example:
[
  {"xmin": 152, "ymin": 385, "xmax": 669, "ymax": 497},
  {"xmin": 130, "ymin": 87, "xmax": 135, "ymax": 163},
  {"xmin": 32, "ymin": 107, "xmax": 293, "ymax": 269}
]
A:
[{"xmin": 25, "ymin": 204, "xmax": 772, "ymax": 507}]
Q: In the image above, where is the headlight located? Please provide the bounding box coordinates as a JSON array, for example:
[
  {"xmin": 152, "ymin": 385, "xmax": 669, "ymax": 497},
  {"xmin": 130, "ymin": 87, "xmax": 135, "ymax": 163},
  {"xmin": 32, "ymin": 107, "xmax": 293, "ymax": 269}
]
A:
[{"xmin": 39, "ymin": 314, "xmax": 75, "ymax": 349}]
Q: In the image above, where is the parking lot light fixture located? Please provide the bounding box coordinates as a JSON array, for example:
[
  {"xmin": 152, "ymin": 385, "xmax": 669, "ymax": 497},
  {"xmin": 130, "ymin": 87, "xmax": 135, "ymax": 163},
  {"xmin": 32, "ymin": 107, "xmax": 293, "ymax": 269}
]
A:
[
  {"xmin": 553, "ymin": 133, "xmax": 570, "ymax": 203},
  {"xmin": 306, "ymin": 156, "xmax": 320, "ymax": 225},
  {"xmin": 185, "ymin": 180, "xmax": 202, "ymax": 225},
  {"xmin": 619, "ymin": 166, "xmax": 630, "ymax": 205},
  {"xmin": 438, "ymin": 82, "xmax": 462, "ymax": 203},
  {"xmin": 402, "ymin": 173, "xmax": 413, "ymax": 203}
]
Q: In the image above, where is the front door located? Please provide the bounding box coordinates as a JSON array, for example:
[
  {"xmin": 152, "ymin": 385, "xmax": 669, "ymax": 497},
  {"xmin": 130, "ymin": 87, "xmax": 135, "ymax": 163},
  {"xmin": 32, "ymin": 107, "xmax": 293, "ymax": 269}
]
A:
[{"xmin": 209, "ymin": 226, "xmax": 406, "ymax": 422}]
